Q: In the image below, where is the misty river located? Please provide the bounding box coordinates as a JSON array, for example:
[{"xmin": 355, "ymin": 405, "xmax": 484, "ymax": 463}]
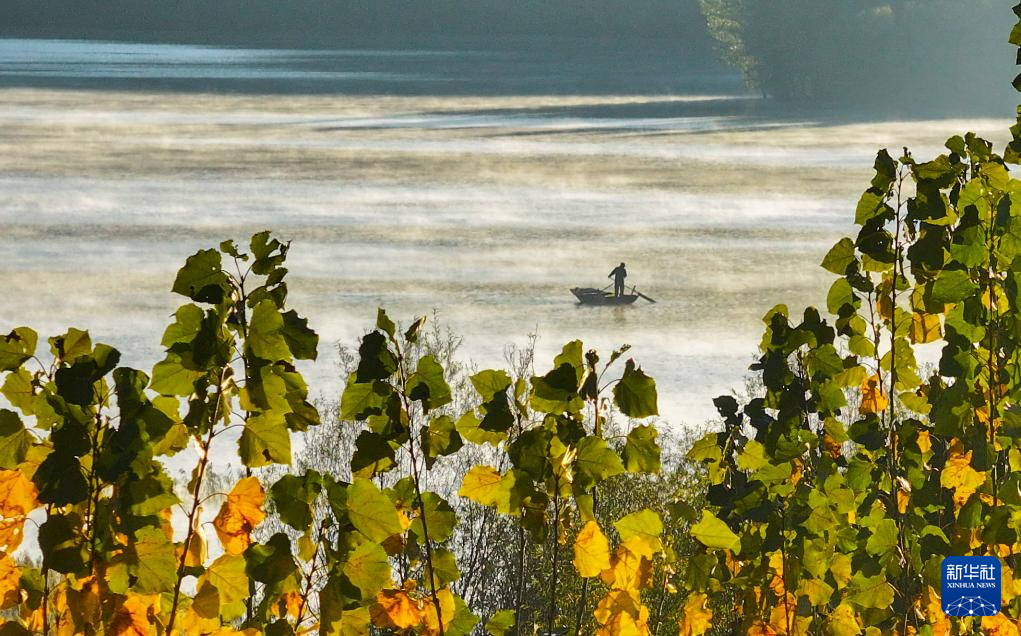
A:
[{"xmin": 0, "ymin": 37, "xmax": 1011, "ymax": 438}]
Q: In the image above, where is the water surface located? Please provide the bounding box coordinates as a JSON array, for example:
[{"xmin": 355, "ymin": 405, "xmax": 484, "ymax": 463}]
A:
[{"xmin": 0, "ymin": 38, "xmax": 1010, "ymax": 435}]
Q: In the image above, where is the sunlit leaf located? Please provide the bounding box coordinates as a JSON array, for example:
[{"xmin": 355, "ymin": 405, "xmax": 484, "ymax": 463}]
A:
[
  {"xmin": 690, "ymin": 510, "xmax": 740, "ymax": 554},
  {"xmin": 213, "ymin": 476, "xmax": 266, "ymax": 555},
  {"xmin": 573, "ymin": 520, "xmax": 612, "ymax": 578},
  {"xmin": 347, "ymin": 478, "xmax": 402, "ymax": 543}
]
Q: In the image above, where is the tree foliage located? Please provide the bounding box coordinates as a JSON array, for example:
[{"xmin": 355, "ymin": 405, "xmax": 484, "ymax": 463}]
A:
[
  {"xmin": 0, "ymin": 229, "xmax": 684, "ymax": 634},
  {"xmin": 679, "ymin": 7, "xmax": 1021, "ymax": 632}
]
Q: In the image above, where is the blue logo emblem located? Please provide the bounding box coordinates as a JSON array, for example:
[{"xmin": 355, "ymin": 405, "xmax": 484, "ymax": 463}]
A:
[{"xmin": 941, "ymin": 556, "xmax": 1000, "ymax": 617}]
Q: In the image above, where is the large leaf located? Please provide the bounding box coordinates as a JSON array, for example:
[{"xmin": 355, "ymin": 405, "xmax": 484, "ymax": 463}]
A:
[
  {"xmin": 0, "ymin": 411, "xmax": 30, "ymax": 469},
  {"xmin": 213, "ymin": 476, "xmax": 266, "ymax": 555},
  {"xmin": 574, "ymin": 436, "xmax": 625, "ymax": 490},
  {"xmin": 271, "ymin": 470, "xmax": 323, "ymax": 530},
  {"xmin": 171, "ymin": 248, "xmax": 230, "ymax": 304},
  {"xmin": 0, "ymin": 328, "xmax": 37, "ymax": 372},
  {"xmin": 407, "ymin": 355, "xmax": 452, "ymax": 412},
  {"xmin": 247, "ymin": 300, "xmax": 292, "ymax": 362},
  {"xmin": 239, "ymin": 412, "xmax": 292, "ymax": 467},
  {"xmin": 458, "ymin": 465, "xmax": 503, "ymax": 507},
  {"xmin": 690, "ymin": 510, "xmax": 740, "ymax": 554},
  {"xmin": 622, "ymin": 425, "xmax": 660, "ymax": 473},
  {"xmin": 613, "ymin": 360, "xmax": 658, "ymax": 418},
  {"xmin": 573, "ymin": 520, "xmax": 611, "ymax": 578},
  {"xmin": 343, "ymin": 540, "xmax": 391, "ymax": 599},
  {"xmin": 130, "ymin": 527, "xmax": 178, "ymax": 594},
  {"xmin": 347, "ymin": 478, "xmax": 402, "ymax": 543}
]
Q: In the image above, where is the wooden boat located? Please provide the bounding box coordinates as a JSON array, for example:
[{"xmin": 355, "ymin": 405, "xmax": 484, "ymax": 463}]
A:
[{"xmin": 570, "ymin": 287, "xmax": 639, "ymax": 305}]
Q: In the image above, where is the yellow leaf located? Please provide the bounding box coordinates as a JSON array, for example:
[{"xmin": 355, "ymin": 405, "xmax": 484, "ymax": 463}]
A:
[
  {"xmin": 747, "ymin": 620, "xmax": 778, "ymax": 636},
  {"xmin": 0, "ymin": 555, "xmax": 20, "ymax": 610},
  {"xmin": 829, "ymin": 554, "xmax": 852, "ymax": 589},
  {"xmin": 916, "ymin": 430, "xmax": 931, "ymax": 454},
  {"xmin": 896, "ymin": 490, "xmax": 909, "ymax": 514},
  {"xmin": 824, "ymin": 604, "xmax": 861, "ymax": 636},
  {"xmin": 594, "ymin": 589, "xmax": 641, "ymax": 625},
  {"xmin": 421, "ymin": 587, "xmax": 456, "ymax": 636},
  {"xmin": 677, "ymin": 593, "xmax": 712, "ymax": 636},
  {"xmin": 595, "ymin": 610, "xmax": 645, "ymax": 636},
  {"xmin": 909, "ymin": 313, "xmax": 941, "ymax": 344},
  {"xmin": 457, "ymin": 465, "xmax": 503, "ymax": 506},
  {"xmin": 213, "ymin": 477, "xmax": 266, "ymax": 555},
  {"xmin": 0, "ymin": 469, "xmax": 37, "ymax": 552},
  {"xmin": 371, "ymin": 589, "xmax": 424, "ymax": 630},
  {"xmin": 859, "ymin": 375, "xmax": 888, "ymax": 415},
  {"xmin": 109, "ymin": 593, "xmax": 158, "ymax": 636},
  {"xmin": 574, "ymin": 521, "xmax": 612, "ymax": 578},
  {"xmin": 182, "ymin": 523, "xmax": 207, "ymax": 568},
  {"xmin": 767, "ymin": 551, "xmax": 786, "ymax": 597},
  {"xmin": 982, "ymin": 613, "xmax": 1019, "ymax": 636},
  {"xmin": 600, "ymin": 544, "xmax": 652, "ymax": 593},
  {"xmin": 179, "ymin": 605, "xmax": 221, "ymax": 635},
  {"xmin": 940, "ymin": 442, "xmax": 986, "ymax": 507}
]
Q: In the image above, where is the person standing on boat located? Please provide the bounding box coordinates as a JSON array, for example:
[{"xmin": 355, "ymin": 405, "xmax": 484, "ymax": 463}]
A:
[{"xmin": 608, "ymin": 262, "xmax": 627, "ymax": 297}]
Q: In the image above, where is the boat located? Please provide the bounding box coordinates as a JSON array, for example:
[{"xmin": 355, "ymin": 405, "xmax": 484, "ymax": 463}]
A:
[{"xmin": 570, "ymin": 287, "xmax": 639, "ymax": 305}]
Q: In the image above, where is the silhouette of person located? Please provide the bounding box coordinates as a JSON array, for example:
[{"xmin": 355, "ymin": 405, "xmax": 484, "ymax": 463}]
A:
[{"xmin": 608, "ymin": 262, "xmax": 627, "ymax": 297}]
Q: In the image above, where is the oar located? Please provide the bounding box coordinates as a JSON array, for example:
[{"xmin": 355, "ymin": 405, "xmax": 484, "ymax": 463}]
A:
[{"xmin": 632, "ymin": 287, "xmax": 657, "ymax": 303}]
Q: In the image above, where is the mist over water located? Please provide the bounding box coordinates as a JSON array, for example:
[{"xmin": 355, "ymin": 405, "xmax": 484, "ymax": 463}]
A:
[{"xmin": 0, "ymin": 38, "xmax": 1012, "ymax": 443}]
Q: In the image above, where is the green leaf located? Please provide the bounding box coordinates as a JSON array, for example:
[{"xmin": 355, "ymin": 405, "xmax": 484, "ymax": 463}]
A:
[
  {"xmin": 130, "ymin": 527, "xmax": 178, "ymax": 594},
  {"xmin": 245, "ymin": 533, "xmax": 297, "ymax": 586},
  {"xmin": 347, "ymin": 477, "xmax": 402, "ymax": 543},
  {"xmin": 486, "ymin": 609, "xmax": 516, "ymax": 636},
  {"xmin": 622, "ymin": 425, "xmax": 661, "ymax": 473},
  {"xmin": 171, "ymin": 248, "xmax": 230, "ymax": 304},
  {"xmin": 248, "ymin": 300, "xmax": 292, "ymax": 362},
  {"xmin": 205, "ymin": 554, "xmax": 250, "ymax": 608},
  {"xmin": 410, "ymin": 491, "xmax": 457, "ymax": 543},
  {"xmin": 424, "ymin": 547, "xmax": 461, "ymax": 588},
  {"xmin": 375, "ymin": 308, "xmax": 396, "ymax": 339},
  {"xmin": 613, "ymin": 359, "xmax": 658, "ymax": 418},
  {"xmin": 0, "ymin": 410, "xmax": 31, "ymax": 468},
  {"xmin": 446, "ymin": 595, "xmax": 481, "ymax": 636},
  {"xmin": 350, "ymin": 430, "xmax": 396, "ymax": 477},
  {"xmin": 404, "ymin": 315, "xmax": 427, "ymax": 344},
  {"xmin": 38, "ymin": 512, "xmax": 86, "ymax": 574},
  {"xmin": 1, "ymin": 368, "xmax": 35, "ymax": 414},
  {"xmin": 456, "ymin": 411, "xmax": 506, "ymax": 446},
  {"xmin": 355, "ymin": 332, "xmax": 398, "ymax": 383},
  {"xmin": 339, "ymin": 374, "xmax": 386, "ymax": 421},
  {"xmin": 343, "ymin": 540, "xmax": 391, "ymax": 599},
  {"xmin": 931, "ymin": 269, "xmax": 978, "ymax": 303},
  {"xmin": 271, "ymin": 471, "xmax": 323, "ymax": 530},
  {"xmin": 821, "ymin": 237, "xmax": 856, "ymax": 275},
  {"xmin": 855, "ymin": 190, "xmax": 888, "ymax": 225},
  {"xmin": 407, "ymin": 355, "xmax": 452, "ymax": 412},
  {"xmin": 614, "ymin": 509, "xmax": 664, "ymax": 552},
  {"xmin": 280, "ymin": 310, "xmax": 318, "ymax": 360},
  {"xmin": 34, "ymin": 453, "xmax": 88, "ymax": 506},
  {"xmin": 470, "ymin": 370, "xmax": 512, "ymax": 402},
  {"xmin": 422, "ymin": 415, "xmax": 463, "ymax": 468},
  {"xmin": 573, "ymin": 436, "xmax": 624, "ymax": 490},
  {"xmin": 826, "ymin": 278, "xmax": 856, "ymax": 315},
  {"xmin": 239, "ymin": 413, "xmax": 292, "ymax": 467},
  {"xmin": 49, "ymin": 328, "xmax": 91, "ymax": 361},
  {"xmin": 690, "ymin": 510, "xmax": 740, "ymax": 554},
  {"xmin": 865, "ymin": 518, "xmax": 898, "ymax": 557},
  {"xmin": 847, "ymin": 573, "xmax": 894, "ymax": 609},
  {"xmin": 0, "ymin": 327, "xmax": 37, "ymax": 372}
]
